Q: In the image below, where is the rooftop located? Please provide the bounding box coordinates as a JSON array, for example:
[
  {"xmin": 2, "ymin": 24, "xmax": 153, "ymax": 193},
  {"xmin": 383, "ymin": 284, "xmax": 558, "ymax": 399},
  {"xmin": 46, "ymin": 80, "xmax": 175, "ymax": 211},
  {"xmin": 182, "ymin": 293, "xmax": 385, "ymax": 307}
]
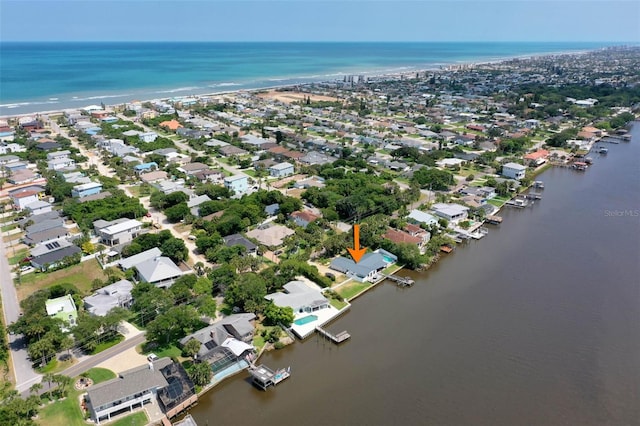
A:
[
  {"xmin": 118, "ymin": 247, "xmax": 163, "ymax": 270},
  {"xmin": 87, "ymin": 358, "xmax": 172, "ymax": 408}
]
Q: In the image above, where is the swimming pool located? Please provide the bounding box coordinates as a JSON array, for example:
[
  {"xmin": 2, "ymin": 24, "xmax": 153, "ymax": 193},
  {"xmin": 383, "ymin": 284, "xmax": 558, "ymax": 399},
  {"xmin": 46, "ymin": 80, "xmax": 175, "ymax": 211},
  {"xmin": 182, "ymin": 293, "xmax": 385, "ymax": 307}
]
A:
[
  {"xmin": 294, "ymin": 315, "xmax": 318, "ymax": 326},
  {"xmin": 383, "ymin": 255, "xmax": 395, "ymax": 263}
]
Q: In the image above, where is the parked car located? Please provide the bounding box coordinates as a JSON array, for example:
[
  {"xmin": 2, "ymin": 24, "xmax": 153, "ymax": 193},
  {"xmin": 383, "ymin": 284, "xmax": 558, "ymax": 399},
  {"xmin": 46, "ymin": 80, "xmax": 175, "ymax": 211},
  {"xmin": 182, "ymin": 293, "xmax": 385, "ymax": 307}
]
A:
[{"xmin": 147, "ymin": 353, "xmax": 158, "ymax": 362}]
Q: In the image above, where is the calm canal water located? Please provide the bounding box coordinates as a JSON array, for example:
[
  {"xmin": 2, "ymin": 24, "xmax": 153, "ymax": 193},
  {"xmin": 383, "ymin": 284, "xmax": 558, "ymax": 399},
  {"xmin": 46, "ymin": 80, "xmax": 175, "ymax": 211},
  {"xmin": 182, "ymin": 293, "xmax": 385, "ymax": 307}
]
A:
[{"xmin": 191, "ymin": 124, "xmax": 640, "ymax": 426}]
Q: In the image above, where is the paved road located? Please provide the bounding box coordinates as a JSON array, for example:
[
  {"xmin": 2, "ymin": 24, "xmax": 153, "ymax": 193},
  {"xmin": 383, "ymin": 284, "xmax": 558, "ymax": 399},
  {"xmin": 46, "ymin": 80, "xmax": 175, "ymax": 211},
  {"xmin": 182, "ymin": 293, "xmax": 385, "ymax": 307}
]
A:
[
  {"xmin": 61, "ymin": 333, "xmax": 146, "ymax": 378},
  {"xmin": 19, "ymin": 333, "xmax": 146, "ymax": 397},
  {"xmin": 0, "ymin": 224, "xmax": 42, "ymax": 392}
]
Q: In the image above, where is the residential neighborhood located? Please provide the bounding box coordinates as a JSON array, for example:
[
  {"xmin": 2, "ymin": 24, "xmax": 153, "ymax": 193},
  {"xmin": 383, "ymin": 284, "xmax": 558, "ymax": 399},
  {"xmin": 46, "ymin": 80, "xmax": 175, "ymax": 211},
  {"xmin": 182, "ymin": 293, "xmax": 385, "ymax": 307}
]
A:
[{"xmin": 0, "ymin": 46, "xmax": 638, "ymax": 426}]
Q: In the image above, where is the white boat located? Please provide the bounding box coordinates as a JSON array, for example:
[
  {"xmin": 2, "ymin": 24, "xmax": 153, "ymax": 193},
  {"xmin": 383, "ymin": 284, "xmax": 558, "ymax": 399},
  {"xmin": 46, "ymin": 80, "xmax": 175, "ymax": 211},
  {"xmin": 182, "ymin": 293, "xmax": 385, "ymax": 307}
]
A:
[{"xmin": 598, "ymin": 147, "xmax": 608, "ymax": 154}]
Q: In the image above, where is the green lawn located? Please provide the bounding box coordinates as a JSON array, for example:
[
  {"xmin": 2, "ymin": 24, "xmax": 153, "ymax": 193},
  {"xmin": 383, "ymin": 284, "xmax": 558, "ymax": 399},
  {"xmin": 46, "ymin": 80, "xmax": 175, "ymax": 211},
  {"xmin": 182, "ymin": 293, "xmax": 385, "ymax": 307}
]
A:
[
  {"xmin": 125, "ymin": 185, "xmax": 143, "ymax": 197},
  {"xmin": 488, "ymin": 195, "xmax": 510, "ymax": 207},
  {"xmin": 38, "ymin": 389, "xmax": 85, "ymax": 426},
  {"xmin": 142, "ymin": 342, "xmax": 182, "ymax": 359},
  {"xmin": 91, "ymin": 335, "xmax": 124, "ymax": 355},
  {"xmin": 9, "ymin": 248, "xmax": 28, "ymax": 265},
  {"xmin": 253, "ymin": 334, "xmax": 266, "ymax": 352},
  {"xmin": 383, "ymin": 264, "xmax": 403, "ymax": 275},
  {"xmin": 329, "ymin": 298, "xmax": 348, "ymax": 310},
  {"xmin": 1, "ymin": 223, "xmax": 17, "ymax": 232},
  {"xmin": 109, "ymin": 411, "xmax": 148, "ymax": 426},
  {"xmin": 16, "ymin": 258, "xmax": 106, "ymax": 300},
  {"xmin": 38, "ymin": 385, "xmax": 146, "ymax": 426},
  {"xmin": 85, "ymin": 367, "xmax": 116, "ymax": 384},
  {"xmin": 37, "ymin": 357, "xmax": 75, "ymax": 374},
  {"xmin": 335, "ymin": 281, "xmax": 371, "ymax": 301}
]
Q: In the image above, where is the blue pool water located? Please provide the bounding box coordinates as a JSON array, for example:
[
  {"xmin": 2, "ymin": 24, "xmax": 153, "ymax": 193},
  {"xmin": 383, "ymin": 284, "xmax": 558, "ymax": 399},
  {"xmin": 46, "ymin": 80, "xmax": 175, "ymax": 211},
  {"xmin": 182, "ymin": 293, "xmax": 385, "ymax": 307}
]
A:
[
  {"xmin": 294, "ymin": 315, "xmax": 318, "ymax": 326},
  {"xmin": 383, "ymin": 255, "xmax": 395, "ymax": 263}
]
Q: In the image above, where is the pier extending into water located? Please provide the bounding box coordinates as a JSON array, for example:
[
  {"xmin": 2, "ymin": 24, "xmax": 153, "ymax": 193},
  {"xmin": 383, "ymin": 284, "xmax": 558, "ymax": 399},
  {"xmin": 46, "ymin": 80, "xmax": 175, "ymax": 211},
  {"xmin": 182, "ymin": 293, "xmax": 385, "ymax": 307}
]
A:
[
  {"xmin": 380, "ymin": 273, "xmax": 415, "ymax": 287},
  {"xmin": 316, "ymin": 326, "xmax": 351, "ymax": 343},
  {"xmin": 248, "ymin": 364, "xmax": 291, "ymax": 390}
]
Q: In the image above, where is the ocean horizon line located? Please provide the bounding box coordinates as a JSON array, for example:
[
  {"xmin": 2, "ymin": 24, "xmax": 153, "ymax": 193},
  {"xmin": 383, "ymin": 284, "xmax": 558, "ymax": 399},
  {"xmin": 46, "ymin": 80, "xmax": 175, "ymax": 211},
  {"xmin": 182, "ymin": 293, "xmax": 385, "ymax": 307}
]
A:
[{"xmin": 0, "ymin": 41, "xmax": 624, "ymax": 116}]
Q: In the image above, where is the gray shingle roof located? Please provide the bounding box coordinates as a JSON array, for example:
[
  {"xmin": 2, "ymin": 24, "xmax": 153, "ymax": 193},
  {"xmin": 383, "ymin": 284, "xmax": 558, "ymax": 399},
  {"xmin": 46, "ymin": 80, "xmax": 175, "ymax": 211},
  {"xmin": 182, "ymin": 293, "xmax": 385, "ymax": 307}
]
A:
[
  {"xmin": 265, "ymin": 281, "xmax": 329, "ymax": 313},
  {"xmin": 223, "ymin": 234, "xmax": 257, "ymax": 252},
  {"xmin": 329, "ymin": 251, "xmax": 393, "ymax": 278},
  {"xmin": 83, "ymin": 279, "xmax": 133, "ymax": 316},
  {"xmin": 23, "ymin": 227, "xmax": 69, "ymax": 245},
  {"xmin": 31, "ymin": 245, "xmax": 81, "ymax": 268},
  {"xmin": 136, "ymin": 256, "xmax": 183, "ymax": 284},
  {"xmin": 87, "ymin": 358, "xmax": 171, "ymax": 408},
  {"xmin": 179, "ymin": 313, "xmax": 256, "ymax": 358},
  {"xmin": 118, "ymin": 247, "xmax": 162, "ymax": 270},
  {"xmin": 25, "ymin": 218, "xmax": 64, "ymax": 235}
]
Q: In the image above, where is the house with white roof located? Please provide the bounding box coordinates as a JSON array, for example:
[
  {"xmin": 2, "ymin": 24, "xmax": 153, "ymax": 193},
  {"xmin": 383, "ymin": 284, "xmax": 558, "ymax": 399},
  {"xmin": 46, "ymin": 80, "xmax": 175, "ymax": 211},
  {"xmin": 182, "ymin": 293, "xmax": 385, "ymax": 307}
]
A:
[
  {"xmin": 117, "ymin": 247, "xmax": 163, "ymax": 270},
  {"xmin": 431, "ymin": 203, "xmax": 469, "ymax": 223},
  {"xmin": 95, "ymin": 219, "xmax": 142, "ymax": 247},
  {"xmin": 24, "ymin": 200, "xmax": 52, "ymax": 215},
  {"xmin": 45, "ymin": 294, "xmax": 78, "ymax": 331},
  {"xmin": 139, "ymin": 131, "xmax": 158, "ymax": 142},
  {"xmin": 224, "ymin": 175, "xmax": 249, "ymax": 195},
  {"xmin": 71, "ymin": 181, "xmax": 103, "ymax": 198},
  {"xmin": 407, "ymin": 209, "xmax": 439, "ymax": 227},
  {"xmin": 502, "ymin": 162, "xmax": 527, "ymax": 180},
  {"xmin": 268, "ymin": 162, "xmax": 294, "ymax": 178},
  {"xmin": 265, "ymin": 281, "xmax": 330, "ymax": 314},
  {"xmin": 84, "ymin": 279, "xmax": 134, "ymax": 316}
]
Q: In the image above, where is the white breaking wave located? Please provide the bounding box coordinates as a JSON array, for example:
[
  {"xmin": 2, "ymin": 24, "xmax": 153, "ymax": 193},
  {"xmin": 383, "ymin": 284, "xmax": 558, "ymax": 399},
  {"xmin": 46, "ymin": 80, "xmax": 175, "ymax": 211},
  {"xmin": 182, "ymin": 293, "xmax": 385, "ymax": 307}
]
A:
[
  {"xmin": 209, "ymin": 82, "xmax": 241, "ymax": 88},
  {"xmin": 0, "ymin": 100, "xmax": 60, "ymax": 109},
  {"xmin": 154, "ymin": 86, "xmax": 201, "ymax": 94},
  {"xmin": 73, "ymin": 93, "xmax": 133, "ymax": 101}
]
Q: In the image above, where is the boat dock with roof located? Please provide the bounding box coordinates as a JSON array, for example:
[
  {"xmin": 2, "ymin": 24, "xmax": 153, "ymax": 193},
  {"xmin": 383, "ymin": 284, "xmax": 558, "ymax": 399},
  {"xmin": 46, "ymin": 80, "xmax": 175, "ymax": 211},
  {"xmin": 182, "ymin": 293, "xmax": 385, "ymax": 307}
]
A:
[{"xmin": 248, "ymin": 364, "xmax": 291, "ymax": 390}]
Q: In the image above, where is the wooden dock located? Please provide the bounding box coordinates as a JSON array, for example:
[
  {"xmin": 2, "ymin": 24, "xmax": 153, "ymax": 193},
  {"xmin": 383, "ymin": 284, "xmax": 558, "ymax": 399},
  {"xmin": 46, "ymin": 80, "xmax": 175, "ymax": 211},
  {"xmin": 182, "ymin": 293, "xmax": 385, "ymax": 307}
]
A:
[
  {"xmin": 316, "ymin": 326, "xmax": 351, "ymax": 344},
  {"xmin": 440, "ymin": 245, "xmax": 454, "ymax": 253},
  {"xmin": 485, "ymin": 215, "xmax": 503, "ymax": 225},
  {"xmin": 380, "ymin": 273, "xmax": 414, "ymax": 287}
]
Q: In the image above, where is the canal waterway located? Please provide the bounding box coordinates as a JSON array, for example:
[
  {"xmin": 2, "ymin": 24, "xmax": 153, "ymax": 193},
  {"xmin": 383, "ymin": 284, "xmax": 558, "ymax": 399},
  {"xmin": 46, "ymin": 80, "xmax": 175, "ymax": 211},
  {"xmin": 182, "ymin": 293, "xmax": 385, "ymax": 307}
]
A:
[{"xmin": 190, "ymin": 124, "xmax": 640, "ymax": 425}]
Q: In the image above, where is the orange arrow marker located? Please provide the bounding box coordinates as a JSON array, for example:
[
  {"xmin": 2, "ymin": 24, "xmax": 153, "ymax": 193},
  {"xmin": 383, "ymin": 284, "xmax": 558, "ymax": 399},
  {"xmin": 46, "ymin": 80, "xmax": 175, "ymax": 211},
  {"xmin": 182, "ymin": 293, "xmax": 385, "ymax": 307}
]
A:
[{"xmin": 347, "ymin": 224, "xmax": 366, "ymax": 263}]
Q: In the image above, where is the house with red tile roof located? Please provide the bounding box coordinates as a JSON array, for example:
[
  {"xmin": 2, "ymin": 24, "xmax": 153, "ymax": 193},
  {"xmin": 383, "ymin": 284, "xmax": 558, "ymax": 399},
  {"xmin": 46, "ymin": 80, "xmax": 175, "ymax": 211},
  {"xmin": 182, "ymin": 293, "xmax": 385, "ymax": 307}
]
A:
[
  {"xmin": 466, "ymin": 124, "xmax": 485, "ymax": 132},
  {"xmin": 159, "ymin": 119, "xmax": 183, "ymax": 131},
  {"xmin": 383, "ymin": 228, "xmax": 428, "ymax": 253},
  {"xmin": 523, "ymin": 149, "xmax": 549, "ymax": 166},
  {"xmin": 10, "ymin": 189, "xmax": 40, "ymax": 210},
  {"xmin": 290, "ymin": 210, "xmax": 320, "ymax": 228}
]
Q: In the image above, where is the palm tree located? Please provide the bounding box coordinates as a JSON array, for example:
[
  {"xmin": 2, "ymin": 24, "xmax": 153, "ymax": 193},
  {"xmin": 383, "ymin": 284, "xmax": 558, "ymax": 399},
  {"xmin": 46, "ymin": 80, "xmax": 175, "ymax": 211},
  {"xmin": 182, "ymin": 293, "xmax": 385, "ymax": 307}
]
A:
[
  {"xmin": 29, "ymin": 382, "xmax": 43, "ymax": 398},
  {"xmin": 43, "ymin": 373, "xmax": 55, "ymax": 401},
  {"xmin": 53, "ymin": 374, "xmax": 72, "ymax": 398}
]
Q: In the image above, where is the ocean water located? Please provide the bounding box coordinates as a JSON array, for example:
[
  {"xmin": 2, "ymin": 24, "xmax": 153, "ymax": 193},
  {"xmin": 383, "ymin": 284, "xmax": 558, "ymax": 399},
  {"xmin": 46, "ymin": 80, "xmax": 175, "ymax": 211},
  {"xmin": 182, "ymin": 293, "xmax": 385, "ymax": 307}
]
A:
[{"xmin": 0, "ymin": 41, "xmax": 613, "ymax": 115}]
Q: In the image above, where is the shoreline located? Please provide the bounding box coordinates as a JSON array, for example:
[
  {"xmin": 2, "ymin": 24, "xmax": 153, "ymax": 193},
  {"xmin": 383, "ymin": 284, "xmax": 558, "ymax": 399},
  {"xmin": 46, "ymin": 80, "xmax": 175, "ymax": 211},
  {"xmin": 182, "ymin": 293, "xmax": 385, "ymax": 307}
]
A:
[{"xmin": 0, "ymin": 45, "xmax": 613, "ymax": 118}]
